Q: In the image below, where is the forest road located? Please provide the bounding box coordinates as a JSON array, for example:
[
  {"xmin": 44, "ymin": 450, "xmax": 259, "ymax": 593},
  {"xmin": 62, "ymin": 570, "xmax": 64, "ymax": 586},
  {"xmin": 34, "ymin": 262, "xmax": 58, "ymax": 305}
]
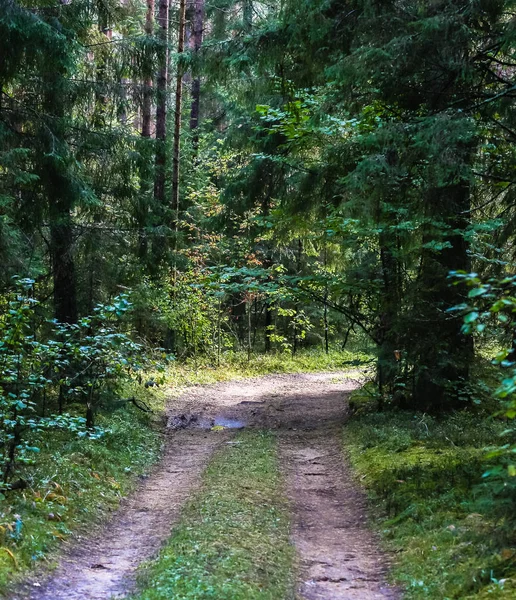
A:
[
  {"xmin": 212, "ymin": 371, "xmax": 399, "ymax": 599},
  {"xmin": 12, "ymin": 372, "xmax": 399, "ymax": 600}
]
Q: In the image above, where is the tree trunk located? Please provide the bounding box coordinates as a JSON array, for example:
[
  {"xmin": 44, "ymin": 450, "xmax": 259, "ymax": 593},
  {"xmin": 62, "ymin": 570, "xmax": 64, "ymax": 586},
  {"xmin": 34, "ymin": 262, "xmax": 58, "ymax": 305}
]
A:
[
  {"xmin": 50, "ymin": 212, "xmax": 78, "ymax": 324},
  {"xmin": 323, "ymin": 242, "xmax": 329, "ymax": 354},
  {"xmin": 138, "ymin": 0, "xmax": 155, "ymax": 262},
  {"xmin": 324, "ymin": 294, "xmax": 329, "ymax": 354},
  {"xmin": 189, "ymin": 0, "xmax": 204, "ymax": 148},
  {"xmin": 264, "ymin": 302, "xmax": 272, "ymax": 353},
  {"xmin": 262, "ymin": 190, "xmax": 273, "ymax": 352},
  {"xmin": 142, "ymin": 0, "xmax": 155, "ymax": 139},
  {"xmin": 292, "ymin": 239, "xmax": 302, "ymax": 355},
  {"xmin": 171, "ymin": 0, "xmax": 187, "ymax": 234},
  {"xmin": 414, "ymin": 180, "xmax": 473, "ymax": 410},
  {"xmin": 377, "ymin": 228, "xmax": 401, "ymax": 396},
  {"xmin": 94, "ymin": 9, "xmax": 111, "ymax": 129},
  {"xmin": 153, "ymin": 0, "xmax": 169, "ymax": 206},
  {"xmin": 42, "ymin": 76, "xmax": 78, "ymax": 324}
]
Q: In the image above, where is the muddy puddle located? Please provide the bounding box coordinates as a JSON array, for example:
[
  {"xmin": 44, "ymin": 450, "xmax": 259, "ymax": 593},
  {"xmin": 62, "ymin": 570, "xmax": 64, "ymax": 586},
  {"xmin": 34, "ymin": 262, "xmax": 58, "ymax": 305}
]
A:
[
  {"xmin": 213, "ymin": 416, "xmax": 244, "ymax": 428},
  {"xmin": 167, "ymin": 413, "xmax": 245, "ymax": 430}
]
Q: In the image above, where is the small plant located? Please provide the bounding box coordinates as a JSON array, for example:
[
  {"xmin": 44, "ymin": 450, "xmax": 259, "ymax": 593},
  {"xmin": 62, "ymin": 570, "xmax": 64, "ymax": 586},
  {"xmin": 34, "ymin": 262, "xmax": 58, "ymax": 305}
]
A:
[
  {"xmin": 52, "ymin": 295, "xmax": 145, "ymax": 428},
  {"xmin": 0, "ymin": 278, "xmax": 65, "ymax": 486}
]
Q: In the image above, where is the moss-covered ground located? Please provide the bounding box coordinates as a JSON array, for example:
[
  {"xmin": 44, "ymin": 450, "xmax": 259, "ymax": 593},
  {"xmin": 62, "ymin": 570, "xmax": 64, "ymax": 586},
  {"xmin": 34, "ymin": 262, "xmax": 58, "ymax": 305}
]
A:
[{"xmin": 344, "ymin": 387, "xmax": 516, "ymax": 599}]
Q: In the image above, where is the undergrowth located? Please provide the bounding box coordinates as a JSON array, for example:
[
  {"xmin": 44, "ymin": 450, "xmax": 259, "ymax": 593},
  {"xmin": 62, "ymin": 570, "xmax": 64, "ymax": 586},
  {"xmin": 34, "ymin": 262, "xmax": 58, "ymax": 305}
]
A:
[
  {"xmin": 131, "ymin": 430, "xmax": 295, "ymax": 600},
  {"xmin": 0, "ymin": 402, "xmax": 163, "ymax": 593},
  {"xmin": 344, "ymin": 390, "xmax": 516, "ymax": 599},
  {"xmin": 161, "ymin": 348, "xmax": 372, "ymax": 390}
]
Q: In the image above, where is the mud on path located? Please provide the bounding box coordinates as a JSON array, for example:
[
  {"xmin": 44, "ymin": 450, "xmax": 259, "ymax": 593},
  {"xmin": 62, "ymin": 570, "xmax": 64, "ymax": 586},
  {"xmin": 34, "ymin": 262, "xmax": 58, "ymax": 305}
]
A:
[{"xmin": 12, "ymin": 372, "xmax": 399, "ymax": 600}]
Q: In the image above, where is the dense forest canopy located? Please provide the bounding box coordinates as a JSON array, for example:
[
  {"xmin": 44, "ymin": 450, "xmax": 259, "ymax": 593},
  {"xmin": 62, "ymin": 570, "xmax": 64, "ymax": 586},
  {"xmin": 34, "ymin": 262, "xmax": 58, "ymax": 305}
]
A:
[
  {"xmin": 4, "ymin": 2, "xmax": 516, "ymax": 598},
  {"xmin": 0, "ymin": 0, "xmax": 516, "ymax": 479}
]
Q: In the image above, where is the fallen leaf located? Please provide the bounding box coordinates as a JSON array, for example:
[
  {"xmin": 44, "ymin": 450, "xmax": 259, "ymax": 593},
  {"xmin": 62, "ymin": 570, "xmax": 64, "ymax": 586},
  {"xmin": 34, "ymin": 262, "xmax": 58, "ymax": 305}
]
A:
[{"xmin": 0, "ymin": 547, "xmax": 17, "ymax": 568}]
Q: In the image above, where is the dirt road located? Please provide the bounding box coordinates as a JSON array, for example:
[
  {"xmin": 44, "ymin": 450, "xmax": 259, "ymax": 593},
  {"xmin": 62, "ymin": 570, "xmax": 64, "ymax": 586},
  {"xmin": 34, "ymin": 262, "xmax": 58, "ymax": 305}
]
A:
[{"xmin": 13, "ymin": 372, "xmax": 399, "ymax": 600}]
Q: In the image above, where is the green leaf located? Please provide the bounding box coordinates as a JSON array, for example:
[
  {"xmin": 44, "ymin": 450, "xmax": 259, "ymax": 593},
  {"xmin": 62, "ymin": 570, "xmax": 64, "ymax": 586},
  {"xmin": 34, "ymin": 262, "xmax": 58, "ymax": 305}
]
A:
[
  {"xmin": 464, "ymin": 311, "xmax": 479, "ymax": 324},
  {"xmin": 468, "ymin": 287, "xmax": 488, "ymax": 298}
]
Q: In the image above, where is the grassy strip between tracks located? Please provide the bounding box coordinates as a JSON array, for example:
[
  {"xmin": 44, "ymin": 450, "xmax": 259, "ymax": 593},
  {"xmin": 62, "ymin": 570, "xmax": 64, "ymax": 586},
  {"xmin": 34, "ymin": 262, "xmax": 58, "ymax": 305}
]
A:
[{"xmin": 132, "ymin": 430, "xmax": 295, "ymax": 600}]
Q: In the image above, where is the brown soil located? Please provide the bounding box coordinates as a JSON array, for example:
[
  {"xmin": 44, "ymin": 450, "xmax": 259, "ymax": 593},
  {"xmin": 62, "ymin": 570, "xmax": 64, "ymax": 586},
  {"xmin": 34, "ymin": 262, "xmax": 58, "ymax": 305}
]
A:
[
  {"xmin": 283, "ymin": 429, "xmax": 398, "ymax": 599},
  {"xmin": 12, "ymin": 372, "xmax": 400, "ymax": 600}
]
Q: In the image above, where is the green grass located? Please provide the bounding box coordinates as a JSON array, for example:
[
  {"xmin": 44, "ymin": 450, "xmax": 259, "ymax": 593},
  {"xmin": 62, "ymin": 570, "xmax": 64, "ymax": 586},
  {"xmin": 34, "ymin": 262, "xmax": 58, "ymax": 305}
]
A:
[
  {"xmin": 0, "ymin": 404, "xmax": 163, "ymax": 592},
  {"xmin": 344, "ymin": 394, "xmax": 516, "ymax": 599},
  {"xmin": 161, "ymin": 348, "xmax": 373, "ymax": 389},
  {"xmin": 131, "ymin": 430, "xmax": 295, "ymax": 600}
]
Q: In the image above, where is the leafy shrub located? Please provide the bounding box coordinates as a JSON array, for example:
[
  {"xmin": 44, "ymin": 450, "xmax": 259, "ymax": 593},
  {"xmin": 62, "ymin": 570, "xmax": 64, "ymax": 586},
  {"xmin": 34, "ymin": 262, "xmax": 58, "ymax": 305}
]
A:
[
  {"xmin": 452, "ymin": 272, "xmax": 516, "ymax": 521},
  {"xmin": 0, "ymin": 278, "xmax": 151, "ymax": 485}
]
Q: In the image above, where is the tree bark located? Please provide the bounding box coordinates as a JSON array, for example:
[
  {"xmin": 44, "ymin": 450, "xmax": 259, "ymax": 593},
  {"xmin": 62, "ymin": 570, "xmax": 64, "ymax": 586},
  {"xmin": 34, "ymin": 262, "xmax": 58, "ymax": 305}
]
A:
[
  {"xmin": 153, "ymin": 0, "xmax": 169, "ymax": 206},
  {"xmin": 142, "ymin": 0, "xmax": 155, "ymax": 139},
  {"xmin": 171, "ymin": 0, "xmax": 187, "ymax": 232},
  {"xmin": 323, "ymin": 243, "xmax": 329, "ymax": 355},
  {"xmin": 292, "ymin": 238, "xmax": 302, "ymax": 355},
  {"xmin": 189, "ymin": 0, "xmax": 204, "ymax": 148},
  {"xmin": 377, "ymin": 228, "xmax": 401, "ymax": 399},
  {"xmin": 262, "ymin": 188, "xmax": 273, "ymax": 352},
  {"xmin": 50, "ymin": 209, "xmax": 78, "ymax": 324},
  {"xmin": 138, "ymin": 0, "xmax": 155, "ymax": 263},
  {"xmin": 264, "ymin": 301, "xmax": 272, "ymax": 353},
  {"xmin": 94, "ymin": 8, "xmax": 111, "ymax": 129},
  {"xmin": 42, "ymin": 77, "xmax": 78, "ymax": 324}
]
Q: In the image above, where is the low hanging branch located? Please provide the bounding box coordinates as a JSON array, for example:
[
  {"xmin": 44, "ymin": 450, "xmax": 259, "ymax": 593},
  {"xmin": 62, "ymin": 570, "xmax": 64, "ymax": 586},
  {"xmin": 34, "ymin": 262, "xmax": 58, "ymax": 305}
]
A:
[{"xmin": 286, "ymin": 280, "xmax": 380, "ymax": 345}]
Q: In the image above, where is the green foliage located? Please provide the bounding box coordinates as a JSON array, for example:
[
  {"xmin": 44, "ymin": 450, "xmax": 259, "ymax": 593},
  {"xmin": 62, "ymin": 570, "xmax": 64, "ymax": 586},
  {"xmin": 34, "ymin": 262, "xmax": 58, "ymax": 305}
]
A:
[
  {"xmin": 198, "ymin": 0, "xmax": 516, "ymax": 409},
  {"xmin": 451, "ymin": 272, "xmax": 516, "ymax": 522},
  {"xmin": 0, "ymin": 278, "xmax": 154, "ymax": 484},
  {"xmin": 345, "ymin": 406, "xmax": 516, "ymax": 599},
  {"xmin": 132, "ymin": 430, "xmax": 295, "ymax": 600},
  {"xmin": 2, "ymin": 0, "xmax": 516, "ymax": 591},
  {"xmin": 0, "ymin": 404, "xmax": 162, "ymax": 593}
]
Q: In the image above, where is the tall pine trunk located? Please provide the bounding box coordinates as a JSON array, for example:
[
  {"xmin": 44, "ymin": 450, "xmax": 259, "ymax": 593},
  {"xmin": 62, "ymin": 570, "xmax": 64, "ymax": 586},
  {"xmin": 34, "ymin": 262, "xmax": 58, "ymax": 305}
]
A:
[
  {"xmin": 49, "ymin": 207, "xmax": 78, "ymax": 324},
  {"xmin": 153, "ymin": 0, "xmax": 169, "ymax": 206},
  {"xmin": 377, "ymin": 229, "xmax": 401, "ymax": 400},
  {"xmin": 262, "ymin": 190, "xmax": 273, "ymax": 352},
  {"xmin": 138, "ymin": 0, "xmax": 155, "ymax": 263},
  {"xmin": 94, "ymin": 8, "xmax": 111, "ymax": 129},
  {"xmin": 171, "ymin": 0, "xmax": 187, "ymax": 233},
  {"xmin": 142, "ymin": 0, "xmax": 155, "ymax": 139},
  {"xmin": 189, "ymin": 0, "xmax": 204, "ymax": 148},
  {"xmin": 42, "ymin": 78, "xmax": 78, "ymax": 324}
]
